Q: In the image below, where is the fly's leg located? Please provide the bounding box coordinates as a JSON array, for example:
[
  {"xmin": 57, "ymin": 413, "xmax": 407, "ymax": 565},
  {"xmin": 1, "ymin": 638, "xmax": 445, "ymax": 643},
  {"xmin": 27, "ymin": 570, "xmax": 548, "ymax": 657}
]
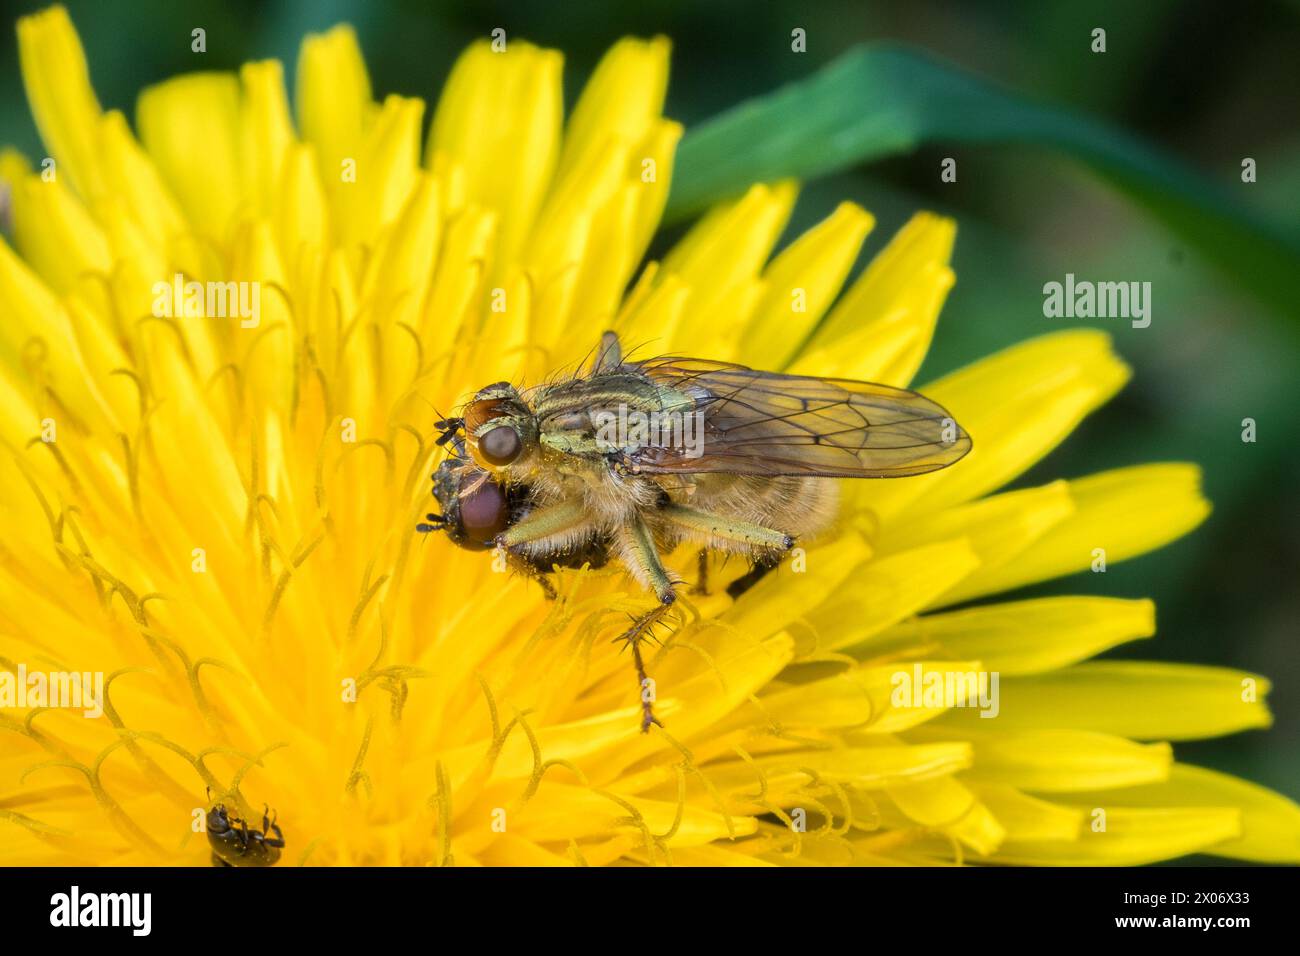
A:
[
  {"xmin": 623, "ymin": 604, "xmax": 672, "ymax": 733},
  {"xmin": 657, "ymin": 503, "xmax": 794, "ymax": 554},
  {"xmin": 497, "ymin": 498, "xmax": 590, "ymax": 551},
  {"xmin": 494, "ymin": 499, "xmax": 593, "ymax": 600},
  {"xmin": 726, "ymin": 561, "xmax": 777, "ymax": 598},
  {"xmin": 613, "ymin": 515, "xmax": 678, "ymax": 732},
  {"xmin": 504, "ymin": 552, "xmax": 558, "ymax": 600},
  {"xmin": 659, "ymin": 504, "xmax": 794, "ymax": 598},
  {"xmin": 264, "ymin": 808, "xmax": 285, "ymax": 849},
  {"xmin": 694, "ymin": 549, "xmax": 710, "ymax": 595}
]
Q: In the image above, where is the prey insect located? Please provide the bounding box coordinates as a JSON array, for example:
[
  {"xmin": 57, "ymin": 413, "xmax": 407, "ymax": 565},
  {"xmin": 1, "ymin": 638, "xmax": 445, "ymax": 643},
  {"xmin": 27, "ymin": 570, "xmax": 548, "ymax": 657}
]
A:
[
  {"xmin": 424, "ymin": 331, "xmax": 971, "ymax": 732},
  {"xmin": 418, "ymin": 433, "xmax": 609, "ymax": 598},
  {"xmin": 206, "ymin": 790, "xmax": 285, "ymax": 867}
]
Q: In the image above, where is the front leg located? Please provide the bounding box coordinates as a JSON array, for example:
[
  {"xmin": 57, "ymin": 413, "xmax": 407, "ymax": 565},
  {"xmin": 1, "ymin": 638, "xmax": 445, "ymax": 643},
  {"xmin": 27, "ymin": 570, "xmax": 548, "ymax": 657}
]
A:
[
  {"xmin": 494, "ymin": 498, "xmax": 596, "ymax": 598},
  {"xmin": 497, "ymin": 498, "xmax": 593, "ymax": 562},
  {"xmin": 498, "ymin": 498, "xmax": 589, "ymax": 551}
]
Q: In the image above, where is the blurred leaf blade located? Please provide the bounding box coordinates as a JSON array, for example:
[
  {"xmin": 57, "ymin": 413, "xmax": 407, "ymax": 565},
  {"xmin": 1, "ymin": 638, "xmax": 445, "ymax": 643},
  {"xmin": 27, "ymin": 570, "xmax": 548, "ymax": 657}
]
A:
[{"xmin": 666, "ymin": 43, "xmax": 1300, "ymax": 321}]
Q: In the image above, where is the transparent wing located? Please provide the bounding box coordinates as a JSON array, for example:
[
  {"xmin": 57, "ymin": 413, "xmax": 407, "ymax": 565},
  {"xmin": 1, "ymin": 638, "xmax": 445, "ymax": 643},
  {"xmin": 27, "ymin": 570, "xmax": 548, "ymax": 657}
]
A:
[{"xmin": 629, "ymin": 357, "xmax": 971, "ymax": 478}]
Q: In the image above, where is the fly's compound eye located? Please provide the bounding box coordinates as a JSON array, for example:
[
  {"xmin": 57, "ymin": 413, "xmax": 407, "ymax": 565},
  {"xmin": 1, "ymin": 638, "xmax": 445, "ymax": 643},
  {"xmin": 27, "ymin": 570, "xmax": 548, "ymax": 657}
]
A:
[
  {"xmin": 478, "ymin": 425, "xmax": 522, "ymax": 466},
  {"xmin": 459, "ymin": 479, "xmax": 510, "ymax": 546}
]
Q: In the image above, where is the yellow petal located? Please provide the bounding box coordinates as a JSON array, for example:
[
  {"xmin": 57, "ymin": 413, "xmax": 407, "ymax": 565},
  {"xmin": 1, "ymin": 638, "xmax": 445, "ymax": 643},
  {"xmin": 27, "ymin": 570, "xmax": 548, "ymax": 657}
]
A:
[
  {"xmin": 1068, "ymin": 763, "xmax": 1300, "ymax": 863},
  {"xmin": 887, "ymin": 776, "xmax": 1005, "ymax": 855},
  {"xmin": 419, "ymin": 206, "xmax": 498, "ymax": 357},
  {"xmin": 986, "ymin": 805, "xmax": 1240, "ymax": 866},
  {"xmin": 94, "ymin": 111, "xmax": 185, "ymax": 247},
  {"xmin": 875, "ymin": 596, "xmax": 1155, "ymax": 675},
  {"xmin": 802, "ymin": 539, "xmax": 980, "ymax": 654},
  {"xmin": 857, "ymin": 330, "xmax": 1131, "ymax": 521},
  {"xmin": 239, "ymin": 60, "xmax": 295, "ymax": 217},
  {"xmin": 228, "ymin": 219, "xmax": 294, "ymax": 412},
  {"xmin": 556, "ymin": 36, "xmax": 670, "ymax": 184},
  {"xmin": 709, "ymin": 740, "xmax": 972, "ymax": 792},
  {"xmin": 876, "ymin": 480, "xmax": 1075, "ymax": 609},
  {"xmin": 660, "ymin": 180, "xmax": 798, "ymax": 357},
  {"xmin": 971, "ymin": 783, "xmax": 1084, "ymax": 842},
  {"xmin": 335, "ymin": 95, "xmax": 424, "ymax": 249},
  {"xmin": 429, "ymin": 40, "xmax": 562, "ymax": 267},
  {"xmin": 547, "ymin": 118, "xmax": 680, "ymax": 351},
  {"xmin": 723, "ymin": 531, "xmax": 871, "ymax": 640},
  {"xmin": 940, "ymin": 662, "xmax": 1272, "ymax": 740},
  {"xmin": 11, "ymin": 172, "xmax": 111, "ymax": 294},
  {"xmin": 485, "ymin": 781, "xmax": 754, "ymax": 847},
  {"xmin": 792, "ymin": 211, "xmax": 954, "ymax": 385},
  {"xmin": 273, "ymin": 143, "xmax": 329, "ymax": 256},
  {"xmin": 761, "ymin": 659, "xmax": 982, "ymax": 733},
  {"xmin": 359, "ymin": 171, "xmax": 442, "ymax": 319},
  {"xmin": 947, "ymin": 464, "xmax": 1210, "ymax": 602},
  {"xmin": 0, "ymin": 236, "xmax": 119, "ymax": 433},
  {"xmin": 137, "ymin": 72, "xmax": 242, "ymax": 238},
  {"xmin": 740, "ymin": 201, "xmax": 874, "ymax": 369},
  {"xmin": 942, "ymin": 728, "xmax": 1172, "ymax": 792},
  {"xmin": 295, "ymin": 25, "xmax": 373, "ymax": 192},
  {"xmin": 0, "ymin": 366, "xmax": 39, "ymax": 451},
  {"xmin": 0, "ymin": 149, "xmax": 33, "ymax": 223},
  {"xmin": 17, "ymin": 5, "xmax": 105, "ymax": 199},
  {"xmin": 472, "ymin": 834, "xmax": 574, "ymax": 866},
  {"xmin": 661, "ymin": 844, "xmax": 777, "ymax": 866},
  {"xmin": 628, "ymin": 119, "xmax": 683, "ymax": 258}
]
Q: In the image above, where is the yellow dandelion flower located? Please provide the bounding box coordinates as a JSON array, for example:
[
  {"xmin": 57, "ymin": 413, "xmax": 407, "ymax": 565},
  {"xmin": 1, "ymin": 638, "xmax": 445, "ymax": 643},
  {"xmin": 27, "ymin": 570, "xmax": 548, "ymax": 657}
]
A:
[{"xmin": 1, "ymin": 5, "xmax": 1297, "ymax": 868}]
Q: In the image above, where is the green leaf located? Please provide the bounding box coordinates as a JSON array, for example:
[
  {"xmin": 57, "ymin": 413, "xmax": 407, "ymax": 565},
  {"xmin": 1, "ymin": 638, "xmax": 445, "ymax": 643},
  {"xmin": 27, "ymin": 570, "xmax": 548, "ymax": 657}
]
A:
[{"xmin": 665, "ymin": 44, "xmax": 1300, "ymax": 321}]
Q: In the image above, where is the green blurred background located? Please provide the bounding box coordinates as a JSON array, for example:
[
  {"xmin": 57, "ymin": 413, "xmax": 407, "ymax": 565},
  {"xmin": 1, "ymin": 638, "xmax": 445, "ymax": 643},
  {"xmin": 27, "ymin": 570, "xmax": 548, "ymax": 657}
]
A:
[{"xmin": 2, "ymin": 0, "xmax": 1297, "ymax": 816}]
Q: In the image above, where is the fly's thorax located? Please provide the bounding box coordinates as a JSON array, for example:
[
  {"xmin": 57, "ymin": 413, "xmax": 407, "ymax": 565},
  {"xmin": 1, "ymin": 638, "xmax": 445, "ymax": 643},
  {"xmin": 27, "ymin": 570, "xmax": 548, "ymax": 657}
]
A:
[
  {"xmin": 533, "ymin": 372, "xmax": 696, "ymax": 460},
  {"xmin": 520, "ymin": 458, "xmax": 594, "ymax": 506}
]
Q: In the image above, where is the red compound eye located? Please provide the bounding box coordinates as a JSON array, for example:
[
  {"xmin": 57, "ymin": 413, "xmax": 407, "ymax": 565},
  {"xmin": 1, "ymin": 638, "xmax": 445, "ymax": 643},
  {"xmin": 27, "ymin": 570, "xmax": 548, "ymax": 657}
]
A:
[{"xmin": 458, "ymin": 479, "xmax": 509, "ymax": 545}]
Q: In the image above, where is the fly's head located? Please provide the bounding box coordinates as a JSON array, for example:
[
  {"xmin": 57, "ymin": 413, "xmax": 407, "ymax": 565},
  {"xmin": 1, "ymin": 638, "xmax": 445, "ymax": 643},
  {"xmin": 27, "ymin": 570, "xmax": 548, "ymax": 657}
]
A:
[{"xmin": 460, "ymin": 382, "xmax": 538, "ymax": 475}]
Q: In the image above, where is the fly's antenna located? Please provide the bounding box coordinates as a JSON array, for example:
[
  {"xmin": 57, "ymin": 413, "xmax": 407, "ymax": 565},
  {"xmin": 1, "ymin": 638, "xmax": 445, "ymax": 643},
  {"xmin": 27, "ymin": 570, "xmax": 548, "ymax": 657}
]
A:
[
  {"xmin": 409, "ymin": 392, "xmax": 469, "ymax": 457},
  {"xmin": 412, "ymin": 391, "xmax": 457, "ymax": 422},
  {"xmin": 434, "ymin": 417, "xmax": 464, "ymax": 441},
  {"xmin": 434, "ymin": 414, "xmax": 466, "ymax": 453}
]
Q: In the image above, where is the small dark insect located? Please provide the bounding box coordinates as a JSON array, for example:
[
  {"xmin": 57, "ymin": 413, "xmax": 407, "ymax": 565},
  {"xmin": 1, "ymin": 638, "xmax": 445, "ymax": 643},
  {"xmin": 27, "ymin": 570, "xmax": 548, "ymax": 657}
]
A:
[{"xmin": 207, "ymin": 796, "xmax": 285, "ymax": 868}]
